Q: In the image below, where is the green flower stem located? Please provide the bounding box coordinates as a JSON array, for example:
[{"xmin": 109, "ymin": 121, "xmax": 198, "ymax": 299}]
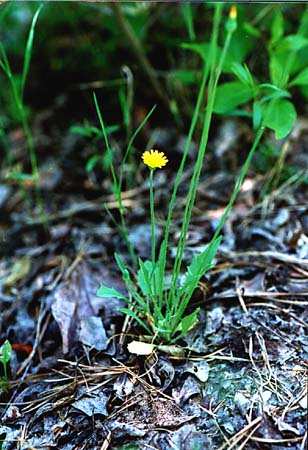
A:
[
  {"xmin": 212, "ymin": 126, "xmax": 265, "ymax": 242},
  {"xmin": 168, "ymin": 5, "xmax": 233, "ymax": 310},
  {"xmin": 149, "ymin": 169, "xmax": 156, "ymax": 267},
  {"xmin": 158, "ymin": 5, "xmax": 224, "ymax": 314}
]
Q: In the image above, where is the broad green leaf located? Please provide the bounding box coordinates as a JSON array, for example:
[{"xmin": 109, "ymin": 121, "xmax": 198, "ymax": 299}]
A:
[
  {"xmin": 0, "ymin": 340, "xmax": 12, "ymax": 365},
  {"xmin": 269, "ymin": 54, "xmax": 285, "ymax": 86},
  {"xmin": 275, "ymin": 35, "xmax": 308, "ymax": 53},
  {"xmin": 97, "ymin": 284, "xmax": 127, "ymax": 301},
  {"xmin": 289, "ymin": 67, "xmax": 308, "ymax": 87},
  {"xmin": 180, "ymin": 308, "xmax": 200, "ymax": 337},
  {"xmin": 137, "ymin": 259, "xmax": 163, "ymax": 299},
  {"xmin": 137, "ymin": 259, "xmax": 154, "ymax": 296},
  {"xmin": 182, "ymin": 43, "xmax": 234, "ymax": 74},
  {"xmin": 263, "ymin": 99, "xmax": 296, "ymax": 139},
  {"xmin": 270, "ymin": 9, "xmax": 284, "ymax": 46},
  {"xmin": 184, "ymin": 37, "xmax": 254, "ymax": 73},
  {"xmin": 213, "ymin": 82, "xmax": 253, "ymax": 114}
]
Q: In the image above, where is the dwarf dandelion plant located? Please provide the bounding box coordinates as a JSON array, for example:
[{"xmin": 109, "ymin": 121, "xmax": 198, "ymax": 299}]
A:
[{"xmin": 97, "ymin": 5, "xmax": 293, "ymax": 346}]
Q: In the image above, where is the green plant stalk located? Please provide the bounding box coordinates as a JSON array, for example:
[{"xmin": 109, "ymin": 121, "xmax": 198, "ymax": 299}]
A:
[
  {"xmin": 149, "ymin": 169, "xmax": 156, "ymax": 267},
  {"xmin": 168, "ymin": 5, "xmax": 233, "ymax": 311},
  {"xmin": 212, "ymin": 128, "xmax": 265, "ymax": 242},
  {"xmin": 119, "ymin": 104, "xmax": 157, "ymax": 196},
  {"xmin": 94, "ymin": 94, "xmax": 156, "ymax": 267},
  {"xmin": 0, "ymin": 44, "xmax": 44, "ymax": 217},
  {"xmin": 93, "ymin": 92, "xmax": 136, "ymax": 265},
  {"xmin": 20, "ymin": 5, "xmax": 43, "ymax": 102},
  {"xmin": 148, "ymin": 168, "xmax": 159, "ymax": 310},
  {"xmin": 2, "ymin": 364, "xmax": 8, "ymax": 392},
  {"xmin": 157, "ymin": 5, "xmax": 223, "ymax": 312},
  {"xmin": 157, "ymin": 65, "xmax": 209, "ymax": 310},
  {"xmin": 0, "ymin": 115, "xmax": 12, "ymax": 167},
  {"xmin": 169, "ymin": 127, "xmax": 265, "ymax": 337}
]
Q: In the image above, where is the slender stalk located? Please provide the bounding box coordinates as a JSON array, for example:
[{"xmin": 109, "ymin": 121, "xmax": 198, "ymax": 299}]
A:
[
  {"xmin": 158, "ymin": 63, "xmax": 209, "ymax": 311},
  {"xmin": 168, "ymin": 4, "xmax": 231, "ymax": 308},
  {"xmin": 212, "ymin": 126, "xmax": 265, "ymax": 241},
  {"xmin": 93, "ymin": 92, "xmax": 137, "ymax": 266},
  {"xmin": 156, "ymin": 1, "xmax": 225, "ymax": 309},
  {"xmin": 149, "ymin": 169, "xmax": 156, "ymax": 267},
  {"xmin": 0, "ymin": 45, "xmax": 44, "ymax": 218},
  {"xmin": 94, "ymin": 95, "xmax": 156, "ymax": 268}
]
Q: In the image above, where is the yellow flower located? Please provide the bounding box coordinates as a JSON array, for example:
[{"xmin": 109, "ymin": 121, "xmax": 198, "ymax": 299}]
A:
[
  {"xmin": 142, "ymin": 149, "xmax": 168, "ymax": 169},
  {"xmin": 229, "ymin": 5, "xmax": 237, "ymax": 20}
]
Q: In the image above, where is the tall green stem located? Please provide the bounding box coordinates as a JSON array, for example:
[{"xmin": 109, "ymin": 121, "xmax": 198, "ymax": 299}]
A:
[
  {"xmin": 212, "ymin": 126, "xmax": 265, "ymax": 241},
  {"xmin": 158, "ymin": 5, "xmax": 224, "ymax": 313},
  {"xmin": 149, "ymin": 169, "xmax": 156, "ymax": 267},
  {"xmin": 168, "ymin": 5, "xmax": 234, "ymax": 308}
]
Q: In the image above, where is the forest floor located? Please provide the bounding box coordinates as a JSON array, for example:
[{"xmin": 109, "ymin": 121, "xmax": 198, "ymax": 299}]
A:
[{"xmin": 0, "ymin": 101, "xmax": 307, "ymax": 450}]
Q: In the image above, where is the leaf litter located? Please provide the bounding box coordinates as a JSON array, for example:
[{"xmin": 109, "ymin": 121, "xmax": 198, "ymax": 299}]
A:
[{"xmin": 0, "ymin": 116, "xmax": 307, "ymax": 449}]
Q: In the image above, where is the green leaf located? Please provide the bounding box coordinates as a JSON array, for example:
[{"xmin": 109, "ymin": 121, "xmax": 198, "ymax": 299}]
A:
[
  {"xmin": 6, "ymin": 172, "xmax": 35, "ymax": 181},
  {"xmin": 180, "ymin": 308, "xmax": 200, "ymax": 337},
  {"xmin": 182, "ymin": 43, "xmax": 234, "ymax": 73},
  {"xmin": 179, "ymin": 236, "xmax": 222, "ymax": 296},
  {"xmin": 69, "ymin": 125, "xmax": 92, "ymax": 137},
  {"xmin": 86, "ymin": 154, "xmax": 100, "ymax": 173},
  {"xmin": 182, "ymin": 2, "xmax": 195, "ymax": 41},
  {"xmin": 289, "ymin": 67, "xmax": 308, "ymax": 87},
  {"xmin": 243, "ymin": 21, "xmax": 261, "ymax": 38},
  {"xmin": 253, "ymin": 101, "xmax": 262, "ymax": 131},
  {"xmin": 119, "ymin": 308, "xmax": 152, "ymax": 335},
  {"xmin": 20, "ymin": 4, "xmax": 43, "ymax": 101},
  {"xmin": 275, "ymin": 35, "xmax": 308, "ymax": 53},
  {"xmin": 138, "ymin": 259, "xmax": 163, "ymax": 295},
  {"xmin": 213, "ymin": 82, "xmax": 254, "ymax": 114},
  {"xmin": 137, "ymin": 259, "xmax": 154, "ymax": 296},
  {"xmin": 114, "ymin": 253, "xmax": 149, "ymax": 312},
  {"xmin": 270, "ymin": 9, "xmax": 284, "ymax": 46},
  {"xmin": 263, "ymin": 99, "xmax": 297, "ymax": 139},
  {"xmin": 231, "ymin": 63, "xmax": 252, "ymax": 87},
  {"xmin": 269, "ymin": 54, "xmax": 284, "ymax": 86},
  {"xmin": 96, "ymin": 284, "xmax": 127, "ymax": 301},
  {"xmin": 114, "ymin": 252, "xmax": 131, "ymax": 282},
  {"xmin": 0, "ymin": 340, "xmax": 12, "ymax": 365},
  {"xmin": 171, "ymin": 69, "xmax": 196, "ymax": 84}
]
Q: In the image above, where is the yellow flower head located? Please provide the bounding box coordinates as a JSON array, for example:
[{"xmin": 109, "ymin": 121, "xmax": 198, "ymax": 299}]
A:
[
  {"xmin": 142, "ymin": 149, "xmax": 168, "ymax": 169},
  {"xmin": 229, "ymin": 5, "xmax": 237, "ymax": 20}
]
